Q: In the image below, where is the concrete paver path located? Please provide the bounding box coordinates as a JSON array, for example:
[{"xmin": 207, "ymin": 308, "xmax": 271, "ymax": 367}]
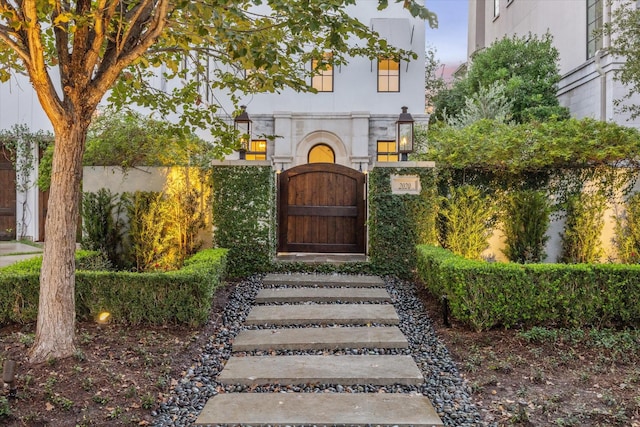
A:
[
  {"xmin": 232, "ymin": 325, "xmax": 408, "ymax": 351},
  {"xmin": 197, "ymin": 393, "xmax": 443, "ymax": 427},
  {"xmin": 195, "ymin": 273, "xmax": 443, "ymax": 426},
  {"xmin": 255, "ymin": 286, "xmax": 391, "ymax": 303},
  {"xmin": 245, "ymin": 303, "xmax": 400, "ymax": 326}
]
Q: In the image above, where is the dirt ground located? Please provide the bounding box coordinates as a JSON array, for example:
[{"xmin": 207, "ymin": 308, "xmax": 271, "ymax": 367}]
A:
[
  {"xmin": 1, "ymin": 281, "xmax": 640, "ymax": 426},
  {"xmin": 419, "ymin": 287, "xmax": 640, "ymax": 427}
]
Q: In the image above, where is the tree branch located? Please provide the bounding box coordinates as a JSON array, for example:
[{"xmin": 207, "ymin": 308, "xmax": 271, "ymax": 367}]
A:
[
  {"xmin": 83, "ymin": 0, "xmax": 111, "ymax": 77},
  {"xmin": 91, "ymin": 0, "xmax": 169, "ymax": 107},
  {"xmin": 21, "ymin": 0, "xmax": 65, "ymax": 122},
  {"xmin": 0, "ymin": 27, "xmax": 29, "ymax": 64},
  {"xmin": 117, "ymin": 0, "xmax": 155, "ymax": 53}
]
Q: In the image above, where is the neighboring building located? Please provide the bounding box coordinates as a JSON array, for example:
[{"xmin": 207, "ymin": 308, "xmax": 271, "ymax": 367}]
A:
[
  {"xmin": 0, "ymin": 0, "xmax": 427, "ymax": 248},
  {"xmin": 468, "ymin": 0, "xmax": 640, "ymax": 128}
]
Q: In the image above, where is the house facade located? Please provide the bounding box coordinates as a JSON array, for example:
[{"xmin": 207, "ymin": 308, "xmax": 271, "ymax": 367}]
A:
[
  {"xmin": 214, "ymin": 1, "xmax": 428, "ymax": 172},
  {"xmin": 468, "ymin": 0, "xmax": 640, "ymax": 128},
  {"xmin": 0, "ymin": 0, "xmax": 428, "ymax": 247}
]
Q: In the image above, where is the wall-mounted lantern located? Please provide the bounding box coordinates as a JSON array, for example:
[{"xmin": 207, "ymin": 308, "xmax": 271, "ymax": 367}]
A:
[
  {"xmin": 234, "ymin": 105, "xmax": 252, "ymax": 160},
  {"xmin": 396, "ymin": 106, "xmax": 414, "ymax": 161}
]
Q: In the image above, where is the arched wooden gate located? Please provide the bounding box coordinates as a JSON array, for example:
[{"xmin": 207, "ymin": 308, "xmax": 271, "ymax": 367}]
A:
[{"xmin": 278, "ymin": 163, "xmax": 365, "ymax": 253}]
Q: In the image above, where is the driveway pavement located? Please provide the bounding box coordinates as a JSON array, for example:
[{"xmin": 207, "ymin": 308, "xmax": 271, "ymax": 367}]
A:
[{"xmin": 0, "ymin": 241, "xmax": 43, "ymax": 268}]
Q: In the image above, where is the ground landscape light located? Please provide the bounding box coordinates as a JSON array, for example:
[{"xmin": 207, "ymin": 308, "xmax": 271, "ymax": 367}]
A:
[
  {"xmin": 3, "ymin": 359, "xmax": 16, "ymax": 398},
  {"xmin": 96, "ymin": 311, "xmax": 112, "ymax": 324}
]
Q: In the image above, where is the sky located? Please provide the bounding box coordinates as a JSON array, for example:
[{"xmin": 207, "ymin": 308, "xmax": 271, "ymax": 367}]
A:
[{"xmin": 425, "ymin": 0, "xmax": 469, "ymax": 77}]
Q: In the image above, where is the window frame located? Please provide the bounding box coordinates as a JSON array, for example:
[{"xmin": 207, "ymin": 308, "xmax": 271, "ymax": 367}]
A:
[
  {"xmin": 308, "ymin": 144, "xmax": 335, "ymax": 163},
  {"xmin": 376, "ymin": 140, "xmax": 399, "ymax": 162},
  {"xmin": 245, "ymin": 139, "xmax": 267, "ymax": 161},
  {"xmin": 311, "ymin": 53, "xmax": 334, "ymax": 93},
  {"xmin": 586, "ymin": 0, "xmax": 603, "ymax": 60},
  {"xmin": 493, "ymin": 0, "xmax": 500, "ymax": 18},
  {"xmin": 377, "ymin": 58, "xmax": 400, "ymax": 93}
]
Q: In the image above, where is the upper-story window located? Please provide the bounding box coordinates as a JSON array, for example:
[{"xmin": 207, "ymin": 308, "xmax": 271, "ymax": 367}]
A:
[
  {"xmin": 493, "ymin": 0, "xmax": 500, "ymax": 18},
  {"xmin": 311, "ymin": 53, "xmax": 334, "ymax": 92},
  {"xmin": 378, "ymin": 58, "xmax": 400, "ymax": 92},
  {"xmin": 587, "ymin": 0, "xmax": 603, "ymax": 59}
]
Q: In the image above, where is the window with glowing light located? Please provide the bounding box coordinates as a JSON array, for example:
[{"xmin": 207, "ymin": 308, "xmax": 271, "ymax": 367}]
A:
[
  {"xmin": 377, "ymin": 141, "xmax": 399, "ymax": 162},
  {"xmin": 246, "ymin": 139, "xmax": 267, "ymax": 161},
  {"xmin": 308, "ymin": 144, "xmax": 335, "ymax": 163},
  {"xmin": 378, "ymin": 58, "xmax": 400, "ymax": 92},
  {"xmin": 312, "ymin": 53, "xmax": 334, "ymax": 92}
]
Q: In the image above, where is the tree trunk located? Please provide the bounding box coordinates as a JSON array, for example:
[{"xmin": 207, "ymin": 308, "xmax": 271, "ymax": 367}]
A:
[{"xmin": 28, "ymin": 122, "xmax": 87, "ymax": 363}]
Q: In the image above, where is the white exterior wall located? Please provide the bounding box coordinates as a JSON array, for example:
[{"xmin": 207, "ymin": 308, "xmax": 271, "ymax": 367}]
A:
[
  {"xmin": 230, "ymin": 0, "xmax": 427, "ymax": 170},
  {"xmin": 468, "ymin": 0, "xmax": 587, "ymax": 76}
]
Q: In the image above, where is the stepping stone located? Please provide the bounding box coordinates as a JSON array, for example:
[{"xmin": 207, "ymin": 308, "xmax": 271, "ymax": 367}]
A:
[
  {"xmin": 255, "ymin": 287, "xmax": 391, "ymax": 303},
  {"xmin": 218, "ymin": 355, "xmax": 424, "ymax": 386},
  {"xmin": 245, "ymin": 304, "xmax": 399, "ymax": 326},
  {"xmin": 232, "ymin": 326, "xmax": 408, "ymax": 351},
  {"xmin": 263, "ymin": 273, "xmax": 384, "ymax": 287},
  {"xmin": 195, "ymin": 392, "xmax": 444, "ymax": 426}
]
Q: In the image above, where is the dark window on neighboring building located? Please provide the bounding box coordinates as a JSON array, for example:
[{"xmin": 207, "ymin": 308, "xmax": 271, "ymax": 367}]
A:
[
  {"xmin": 246, "ymin": 140, "xmax": 267, "ymax": 161},
  {"xmin": 376, "ymin": 140, "xmax": 399, "ymax": 162},
  {"xmin": 378, "ymin": 58, "xmax": 400, "ymax": 92},
  {"xmin": 587, "ymin": 0, "xmax": 603, "ymax": 59}
]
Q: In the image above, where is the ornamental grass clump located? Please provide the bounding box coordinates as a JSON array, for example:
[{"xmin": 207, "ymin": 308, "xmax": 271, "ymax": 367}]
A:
[
  {"xmin": 614, "ymin": 192, "xmax": 640, "ymax": 264},
  {"xmin": 439, "ymin": 185, "xmax": 496, "ymax": 260},
  {"xmin": 560, "ymin": 192, "xmax": 606, "ymax": 263},
  {"xmin": 501, "ymin": 189, "xmax": 551, "ymax": 263}
]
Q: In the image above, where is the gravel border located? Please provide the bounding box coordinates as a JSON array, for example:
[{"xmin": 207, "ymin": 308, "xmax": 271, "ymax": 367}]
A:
[{"xmin": 152, "ymin": 275, "xmax": 483, "ymax": 426}]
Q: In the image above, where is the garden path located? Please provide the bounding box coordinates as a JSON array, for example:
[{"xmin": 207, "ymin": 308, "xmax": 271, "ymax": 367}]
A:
[{"xmin": 194, "ymin": 273, "xmax": 443, "ymax": 426}]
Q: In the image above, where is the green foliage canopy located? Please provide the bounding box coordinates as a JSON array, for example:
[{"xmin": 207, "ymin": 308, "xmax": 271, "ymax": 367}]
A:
[
  {"xmin": 83, "ymin": 111, "xmax": 211, "ymax": 168},
  {"xmin": 422, "ymin": 118, "xmax": 640, "ymax": 173},
  {"xmin": 433, "ymin": 34, "xmax": 570, "ymax": 123}
]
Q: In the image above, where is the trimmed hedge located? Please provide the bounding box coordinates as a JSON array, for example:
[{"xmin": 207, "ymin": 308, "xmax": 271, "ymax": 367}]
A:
[
  {"xmin": 211, "ymin": 165, "xmax": 275, "ymax": 278},
  {"xmin": 417, "ymin": 245, "xmax": 640, "ymax": 331},
  {"xmin": 368, "ymin": 167, "xmax": 438, "ymax": 278},
  {"xmin": 0, "ymin": 248, "xmax": 227, "ymax": 326}
]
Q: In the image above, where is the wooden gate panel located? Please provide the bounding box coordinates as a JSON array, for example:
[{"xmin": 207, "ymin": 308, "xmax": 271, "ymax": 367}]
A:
[
  {"xmin": 0, "ymin": 145, "xmax": 16, "ymax": 240},
  {"xmin": 279, "ymin": 163, "xmax": 365, "ymax": 253}
]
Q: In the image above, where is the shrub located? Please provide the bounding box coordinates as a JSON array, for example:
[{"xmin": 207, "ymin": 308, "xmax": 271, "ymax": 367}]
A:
[
  {"xmin": 81, "ymin": 188, "xmax": 126, "ymax": 267},
  {"xmin": 367, "ymin": 167, "xmax": 438, "ymax": 278},
  {"xmin": 0, "ymin": 249, "xmax": 227, "ymax": 326},
  {"xmin": 501, "ymin": 189, "xmax": 551, "ymax": 263},
  {"xmin": 211, "ymin": 166, "xmax": 276, "ymax": 278},
  {"xmin": 560, "ymin": 192, "xmax": 606, "ymax": 263},
  {"xmin": 417, "ymin": 245, "xmax": 640, "ymax": 330},
  {"xmin": 614, "ymin": 192, "xmax": 640, "ymax": 263},
  {"xmin": 160, "ymin": 168, "xmax": 209, "ymax": 267},
  {"xmin": 124, "ymin": 191, "xmax": 170, "ymax": 271},
  {"xmin": 439, "ymin": 185, "xmax": 496, "ymax": 260}
]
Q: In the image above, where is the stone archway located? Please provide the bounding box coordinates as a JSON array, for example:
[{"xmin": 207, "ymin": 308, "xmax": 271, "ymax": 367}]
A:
[{"xmin": 294, "ymin": 131, "xmax": 349, "ymax": 167}]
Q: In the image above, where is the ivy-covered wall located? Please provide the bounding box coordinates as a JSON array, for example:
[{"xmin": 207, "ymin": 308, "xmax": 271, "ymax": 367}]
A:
[
  {"xmin": 368, "ymin": 163, "xmax": 438, "ymax": 278},
  {"xmin": 211, "ymin": 162, "xmax": 276, "ymax": 278}
]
